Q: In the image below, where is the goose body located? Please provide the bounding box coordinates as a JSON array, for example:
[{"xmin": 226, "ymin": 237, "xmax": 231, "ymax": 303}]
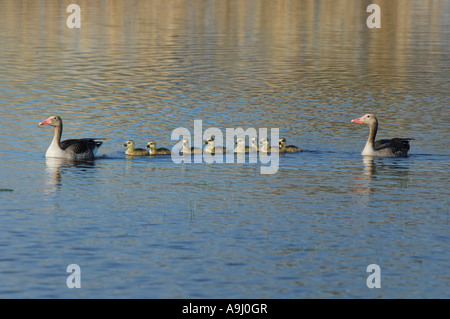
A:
[
  {"xmin": 351, "ymin": 114, "xmax": 412, "ymax": 157},
  {"xmin": 124, "ymin": 140, "xmax": 149, "ymax": 156},
  {"xmin": 147, "ymin": 141, "xmax": 171, "ymax": 155},
  {"xmin": 279, "ymin": 138, "xmax": 301, "ymax": 153},
  {"xmin": 39, "ymin": 115, "xmax": 102, "ymax": 160}
]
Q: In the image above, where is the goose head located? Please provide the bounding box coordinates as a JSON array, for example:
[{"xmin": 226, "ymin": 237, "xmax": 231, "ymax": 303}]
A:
[
  {"xmin": 39, "ymin": 115, "xmax": 62, "ymax": 127},
  {"xmin": 351, "ymin": 114, "xmax": 378, "ymax": 126}
]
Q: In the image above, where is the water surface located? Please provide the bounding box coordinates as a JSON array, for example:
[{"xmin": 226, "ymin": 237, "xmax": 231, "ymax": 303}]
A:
[{"xmin": 0, "ymin": 0, "xmax": 449, "ymax": 298}]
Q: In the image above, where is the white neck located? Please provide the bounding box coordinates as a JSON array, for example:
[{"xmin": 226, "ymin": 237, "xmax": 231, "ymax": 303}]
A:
[
  {"xmin": 45, "ymin": 125, "xmax": 66, "ymax": 158},
  {"xmin": 361, "ymin": 120, "xmax": 378, "ymax": 155}
]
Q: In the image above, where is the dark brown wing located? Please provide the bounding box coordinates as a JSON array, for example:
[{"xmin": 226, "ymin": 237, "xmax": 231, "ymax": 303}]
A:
[
  {"xmin": 374, "ymin": 138, "xmax": 412, "ymax": 157},
  {"xmin": 60, "ymin": 139, "xmax": 103, "ymax": 155},
  {"xmin": 286, "ymin": 145, "xmax": 302, "ymax": 152},
  {"xmin": 157, "ymin": 147, "xmax": 171, "ymax": 155}
]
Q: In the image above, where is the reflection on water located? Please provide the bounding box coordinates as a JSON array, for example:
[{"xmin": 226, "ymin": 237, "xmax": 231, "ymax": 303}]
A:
[
  {"xmin": 362, "ymin": 156, "xmax": 376, "ymax": 179},
  {"xmin": 350, "ymin": 155, "xmax": 378, "ymax": 199},
  {"xmin": 44, "ymin": 157, "xmax": 96, "ymax": 193},
  {"xmin": 0, "ymin": 0, "xmax": 448, "ymax": 151},
  {"xmin": 0, "ymin": 0, "xmax": 449, "ymax": 298},
  {"xmin": 352, "ymin": 155, "xmax": 414, "ymax": 199}
]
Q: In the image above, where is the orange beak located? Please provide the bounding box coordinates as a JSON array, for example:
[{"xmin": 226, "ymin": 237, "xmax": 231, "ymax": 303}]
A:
[
  {"xmin": 351, "ymin": 116, "xmax": 364, "ymax": 124},
  {"xmin": 39, "ymin": 117, "xmax": 52, "ymax": 126}
]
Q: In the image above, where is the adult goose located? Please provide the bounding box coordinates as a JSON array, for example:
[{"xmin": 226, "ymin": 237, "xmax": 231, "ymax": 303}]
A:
[
  {"xmin": 351, "ymin": 114, "xmax": 412, "ymax": 157},
  {"xmin": 39, "ymin": 115, "xmax": 102, "ymax": 160}
]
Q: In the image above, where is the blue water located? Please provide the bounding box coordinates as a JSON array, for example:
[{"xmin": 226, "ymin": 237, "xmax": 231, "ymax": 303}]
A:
[{"xmin": 0, "ymin": 0, "xmax": 449, "ymax": 298}]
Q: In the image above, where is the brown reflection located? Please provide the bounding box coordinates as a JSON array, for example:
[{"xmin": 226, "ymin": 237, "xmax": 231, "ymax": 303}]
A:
[
  {"xmin": 1, "ymin": 0, "xmax": 447, "ymax": 147},
  {"xmin": 2, "ymin": 0, "xmax": 446, "ymax": 103}
]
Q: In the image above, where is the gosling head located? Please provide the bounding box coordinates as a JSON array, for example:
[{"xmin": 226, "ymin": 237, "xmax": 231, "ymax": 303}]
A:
[
  {"xmin": 235, "ymin": 138, "xmax": 244, "ymax": 146},
  {"xmin": 146, "ymin": 141, "xmax": 156, "ymax": 150},
  {"xmin": 205, "ymin": 137, "xmax": 214, "ymax": 145},
  {"xmin": 260, "ymin": 138, "xmax": 269, "ymax": 146},
  {"xmin": 124, "ymin": 140, "xmax": 135, "ymax": 149}
]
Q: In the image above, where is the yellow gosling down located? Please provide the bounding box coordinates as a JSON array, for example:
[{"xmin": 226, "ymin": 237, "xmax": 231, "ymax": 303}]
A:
[
  {"xmin": 181, "ymin": 138, "xmax": 203, "ymax": 155},
  {"xmin": 249, "ymin": 137, "xmax": 259, "ymax": 153},
  {"xmin": 124, "ymin": 140, "xmax": 149, "ymax": 156},
  {"xmin": 279, "ymin": 138, "xmax": 302, "ymax": 153},
  {"xmin": 204, "ymin": 137, "xmax": 226, "ymax": 154},
  {"xmin": 260, "ymin": 138, "xmax": 279, "ymax": 153},
  {"xmin": 147, "ymin": 141, "xmax": 171, "ymax": 156},
  {"xmin": 234, "ymin": 138, "xmax": 250, "ymax": 153}
]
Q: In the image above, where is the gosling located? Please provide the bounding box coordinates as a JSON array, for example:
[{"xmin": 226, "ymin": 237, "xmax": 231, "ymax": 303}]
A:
[
  {"xmin": 181, "ymin": 138, "xmax": 203, "ymax": 155},
  {"xmin": 234, "ymin": 138, "xmax": 250, "ymax": 153},
  {"xmin": 204, "ymin": 137, "xmax": 226, "ymax": 154},
  {"xmin": 279, "ymin": 138, "xmax": 302, "ymax": 153},
  {"xmin": 147, "ymin": 141, "xmax": 171, "ymax": 156},
  {"xmin": 260, "ymin": 138, "xmax": 279, "ymax": 153},
  {"xmin": 249, "ymin": 137, "xmax": 259, "ymax": 153},
  {"xmin": 124, "ymin": 140, "xmax": 149, "ymax": 156}
]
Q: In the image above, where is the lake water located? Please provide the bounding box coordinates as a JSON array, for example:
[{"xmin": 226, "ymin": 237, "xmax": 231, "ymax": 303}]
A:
[{"xmin": 0, "ymin": 0, "xmax": 449, "ymax": 298}]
